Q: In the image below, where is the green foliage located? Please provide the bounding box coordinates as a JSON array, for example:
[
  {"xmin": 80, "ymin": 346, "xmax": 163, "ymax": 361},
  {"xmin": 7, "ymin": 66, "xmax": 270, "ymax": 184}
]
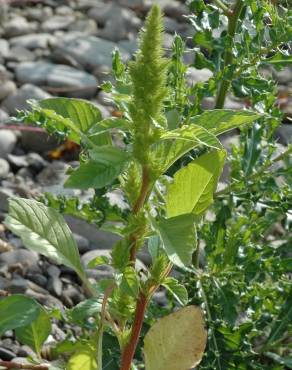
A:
[{"xmin": 2, "ymin": 2, "xmax": 291, "ymax": 370}]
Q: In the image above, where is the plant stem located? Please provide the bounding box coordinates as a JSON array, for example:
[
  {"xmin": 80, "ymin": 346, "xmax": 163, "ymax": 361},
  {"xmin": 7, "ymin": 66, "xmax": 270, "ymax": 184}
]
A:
[
  {"xmin": 215, "ymin": 145, "xmax": 292, "ymax": 197},
  {"xmin": 0, "ymin": 361, "xmax": 48, "ymax": 370},
  {"xmin": 119, "ymin": 293, "xmax": 148, "ymax": 370},
  {"xmin": 215, "ymin": 0, "xmax": 244, "ymax": 109},
  {"xmin": 129, "ymin": 166, "xmax": 151, "ymax": 262},
  {"xmin": 213, "ymin": 0, "xmax": 232, "ymax": 16}
]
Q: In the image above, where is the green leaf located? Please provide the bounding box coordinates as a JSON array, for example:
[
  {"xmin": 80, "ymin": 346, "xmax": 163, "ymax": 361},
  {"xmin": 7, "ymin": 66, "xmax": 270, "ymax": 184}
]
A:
[
  {"xmin": 5, "ymin": 198, "xmax": 84, "ymax": 275},
  {"xmin": 67, "ymin": 346, "xmax": 98, "ymax": 370},
  {"xmin": 0, "ymin": 295, "xmax": 40, "ymax": 336},
  {"xmin": 153, "ymin": 124, "xmax": 221, "ymax": 173},
  {"xmin": 153, "ymin": 214, "xmax": 197, "ymax": 268},
  {"xmin": 39, "ymin": 98, "xmax": 102, "ymax": 143},
  {"xmin": 88, "ymin": 118, "xmax": 130, "ymax": 136},
  {"xmin": 166, "ymin": 150, "xmax": 226, "ymax": 218},
  {"xmin": 147, "ymin": 235, "xmax": 161, "ymax": 261},
  {"xmin": 65, "ymin": 146, "xmax": 129, "ymax": 190},
  {"xmin": 160, "ymin": 124, "xmax": 222, "ymax": 149},
  {"xmin": 162, "ymin": 277, "xmax": 188, "ymax": 305},
  {"xmin": 262, "ymin": 52, "xmax": 292, "ymax": 68},
  {"xmin": 120, "ymin": 267, "xmax": 139, "ymax": 298},
  {"xmin": 15, "ymin": 307, "xmax": 51, "ymax": 355},
  {"xmin": 264, "ymin": 352, "xmax": 292, "ymax": 369},
  {"xmin": 144, "ymin": 306, "xmax": 207, "ymax": 370},
  {"xmin": 189, "ymin": 109, "xmax": 260, "ymax": 136},
  {"xmin": 88, "ymin": 256, "xmax": 110, "ymax": 269},
  {"xmin": 111, "ymin": 240, "xmax": 130, "ymax": 271},
  {"xmin": 68, "ymin": 299, "xmax": 102, "ymax": 324}
]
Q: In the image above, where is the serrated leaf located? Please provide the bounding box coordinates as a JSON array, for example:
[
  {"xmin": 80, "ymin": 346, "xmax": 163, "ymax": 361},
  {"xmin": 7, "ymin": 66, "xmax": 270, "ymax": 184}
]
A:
[
  {"xmin": 15, "ymin": 307, "xmax": 51, "ymax": 355},
  {"xmin": 88, "ymin": 256, "xmax": 110, "ymax": 269},
  {"xmin": 153, "ymin": 214, "xmax": 197, "ymax": 268},
  {"xmin": 189, "ymin": 109, "xmax": 260, "ymax": 136},
  {"xmin": 0, "ymin": 295, "xmax": 40, "ymax": 336},
  {"xmin": 5, "ymin": 198, "xmax": 84, "ymax": 275},
  {"xmin": 88, "ymin": 118, "xmax": 130, "ymax": 136},
  {"xmin": 39, "ymin": 98, "xmax": 102, "ymax": 143},
  {"xmin": 67, "ymin": 346, "xmax": 98, "ymax": 370},
  {"xmin": 166, "ymin": 150, "xmax": 226, "ymax": 218},
  {"xmin": 65, "ymin": 146, "xmax": 129, "ymax": 190},
  {"xmin": 144, "ymin": 306, "xmax": 207, "ymax": 370},
  {"xmin": 120, "ymin": 267, "xmax": 139, "ymax": 298},
  {"xmin": 111, "ymin": 240, "xmax": 130, "ymax": 271},
  {"xmin": 262, "ymin": 52, "xmax": 292, "ymax": 68},
  {"xmin": 68, "ymin": 299, "xmax": 102, "ymax": 323},
  {"xmin": 153, "ymin": 124, "xmax": 221, "ymax": 173},
  {"xmin": 162, "ymin": 277, "xmax": 188, "ymax": 305},
  {"xmin": 160, "ymin": 124, "xmax": 222, "ymax": 149}
]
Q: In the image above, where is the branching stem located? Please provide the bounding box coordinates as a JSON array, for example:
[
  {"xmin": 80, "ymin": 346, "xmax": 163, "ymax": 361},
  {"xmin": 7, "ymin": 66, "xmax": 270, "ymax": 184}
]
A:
[{"xmin": 215, "ymin": 0, "xmax": 244, "ymax": 108}]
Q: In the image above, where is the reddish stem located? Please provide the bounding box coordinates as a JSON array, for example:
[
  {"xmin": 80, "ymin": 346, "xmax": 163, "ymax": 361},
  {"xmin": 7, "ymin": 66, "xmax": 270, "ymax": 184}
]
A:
[
  {"xmin": 120, "ymin": 293, "xmax": 148, "ymax": 370},
  {"xmin": 0, "ymin": 361, "xmax": 48, "ymax": 370}
]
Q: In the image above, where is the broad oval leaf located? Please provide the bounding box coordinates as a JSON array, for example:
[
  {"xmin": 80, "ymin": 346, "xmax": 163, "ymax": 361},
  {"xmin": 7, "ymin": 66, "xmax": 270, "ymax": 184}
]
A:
[
  {"xmin": 166, "ymin": 150, "xmax": 226, "ymax": 218},
  {"xmin": 67, "ymin": 346, "xmax": 98, "ymax": 370},
  {"xmin": 88, "ymin": 117, "xmax": 130, "ymax": 136},
  {"xmin": 65, "ymin": 146, "xmax": 129, "ymax": 190},
  {"xmin": 144, "ymin": 305, "xmax": 207, "ymax": 370},
  {"xmin": 0, "ymin": 295, "xmax": 40, "ymax": 336},
  {"xmin": 15, "ymin": 306, "xmax": 51, "ymax": 355},
  {"xmin": 5, "ymin": 198, "xmax": 84, "ymax": 275},
  {"xmin": 39, "ymin": 98, "xmax": 102, "ymax": 143},
  {"xmin": 153, "ymin": 214, "xmax": 197, "ymax": 268},
  {"xmin": 189, "ymin": 109, "xmax": 260, "ymax": 136},
  {"xmin": 68, "ymin": 298, "xmax": 102, "ymax": 324}
]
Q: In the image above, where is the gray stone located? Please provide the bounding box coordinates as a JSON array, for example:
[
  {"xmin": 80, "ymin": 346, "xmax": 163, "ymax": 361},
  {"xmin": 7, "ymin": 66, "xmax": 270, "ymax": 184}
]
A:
[
  {"xmin": 0, "ymin": 109, "xmax": 8, "ymax": 123},
  {"xmin": 37, "ymin": 161, "xmax": 69, "ymax": 186},
  {"xmin": 47, "ymin": 265, "xmax": 61, "ymax": 278},
  {"xmin": 42, "ymin": 15, "xmax": 75, "ymax": 32},
  {"xmin": 27, "ymin": 273, "xmax": 48, "ymax": 287},
  {"xmin": 0, "ymin": 39, "xmax": 9, "ymax": 58},
  {"xmin": 3, "ymin": 16, "xmax": 37, "ymax": 38},
  {"xmin": 2, "ymin": 84, "xmax": 51, "ymax": 115},
  {"xmin": 0, "ymin": 249, "xmax": 39, "ymax": 272},
  {"xmin": 6, "ymin": 46, "xmax": 36, "ymax": 63},
  {"xmin": 118, "ymin": 39, "xmax": 138, "ymax": 55},
  {"xmin": 276, "ymin": 124, "xmax": 292, "ymax": 145},
  {"xmin": 15, "ymin": 62, "xmax": 98, "ymax": 98},
  {"xmin": 273, "ymin": 67, "xmax": 292, "ymax": 84},
  {"xmin": 69, "ymin": 19, "xmax": 98, "ymax": 35},
  {"xmin": 25, "ymin": 6, "xmax": 53, "ymax": 22},
  {"xmin": 0, "ymin": 80, "xmax": 17, "ymax": 101},
  {"xmin": 186, "ymin": 67, "xmax": 213, "ymax": 86},
  {"xmin": 65, "ymin": 215, "xmax": 120, "ymax": 247},
  {"xmin": 0, "ymin": 158, "xmax": 10, "ymax": 178},
  {"xmin": 0, "ymin": 347, "xmax": 16, "ymax": 361},
  {"xmin": 81, "ymin": 249, "xmax": 113, "ymax": 280},
  {"xmin": 7, "ymin": 154, "xmax": 29, "ymax": 168},
  {"xmin": 10, "ymin": 33, "xmax": 57, "ymax": 50},
  {"xmin": 7, "ymin": 276, "xmax": 29, "ymax": 294},
  {"xmin": 74, "ymin": 233, "xmax": 90, "ymax": 254},
  {"xmin": 55, "ymin": 35, "xmax": 129, "ymax": 69},
  {"xmin": 0, "ymin": 129, "xmax": 17, "ymax": 158},
  {"xmin": 0, "ymin": 188, "xmax": 14, "ymax": 212},
  {"xmin": 47, "ymin": 276, "xmax": 63, "ymax": 296}
]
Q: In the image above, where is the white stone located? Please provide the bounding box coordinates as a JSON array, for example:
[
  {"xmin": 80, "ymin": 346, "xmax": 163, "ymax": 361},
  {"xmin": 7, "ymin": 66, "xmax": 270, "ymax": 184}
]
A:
[{"xmin": 10, "ymin": 33, "xmax": 57, "ymax": 50}]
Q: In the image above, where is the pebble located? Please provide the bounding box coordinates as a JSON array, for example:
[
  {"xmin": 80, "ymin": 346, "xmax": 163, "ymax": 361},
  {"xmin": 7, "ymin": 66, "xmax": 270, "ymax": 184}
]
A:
[
  {"xmin": 0, "ymin": 129, "xmax": 17, "ymax": 158},
  {"xmin": 0, "ymin": 347, "xmax": 16, "ymax": 361},
  {"xmin": 2, "ymin": 83, "xmax": 51, "ymax": 115},
  {"xmin": 74, "ymin": 233, "xmax": 90, "ymax": 254},
  {"xmin": 0, "ymin": 158, "xmax": 10, "ymax": 178},
  {"xmin": 10, "ymin": 33, "xmax": 57, "ymax": 50},
  {"xmin": 0, "ymin": 109, "xmax": 8, "ymax": 122},
  {"xmin": 15, "ymin": 61, "xmax": 98, "ymax": 98},
  {"xmin": 3, "ymin": 16, "xmax": 37, "ymax": 38},
  {"xmin": 47, "ymin": 276, "xmax": 63, "ymax": 297},
  {"xmin": 0, "ymin": 249, "xmax": 39, "ymax": 272},
  {"xmin": 81, "ymin": 249, "xmax": 113, "ymax": 280},
  {"xmin": 68, "ymin": 19, "xmax": 98, "ymax": 35},
  {"xmin": 41, "ymin": 15, "xmax": 75, "ymax": 32},
  {"xmin": 6, "ymin": 46, "xmax": 36, "ymax": 63},
  {"xmin": 0, "ymin": 39, "xmax": 9, "ymax": 58},
  {"xmin": 47, "ymin": 264, "xmax": 61, "ymax": 278},
  {"xmin": 55, "ymin": 35, "xmax": 129, "ymax": 69},
  {"xmin": 0, "ymin": 80, "xmax": 17, "ymax": 101},
  {"xmin": 276, "ymin": 124, "xmax": 292, "ymax": 145},
  {"xmin": 26, "ymin": 273, "xmax": 48, "ymax": 287}
]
